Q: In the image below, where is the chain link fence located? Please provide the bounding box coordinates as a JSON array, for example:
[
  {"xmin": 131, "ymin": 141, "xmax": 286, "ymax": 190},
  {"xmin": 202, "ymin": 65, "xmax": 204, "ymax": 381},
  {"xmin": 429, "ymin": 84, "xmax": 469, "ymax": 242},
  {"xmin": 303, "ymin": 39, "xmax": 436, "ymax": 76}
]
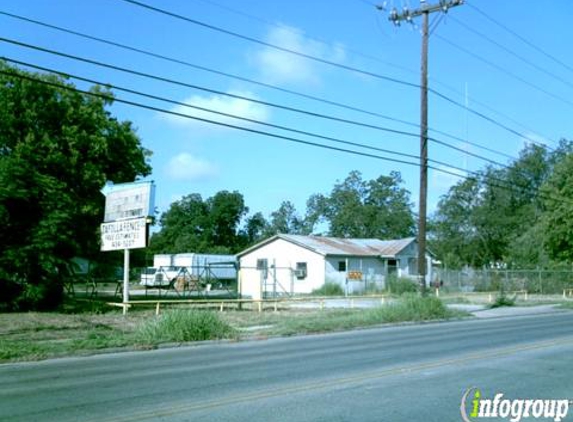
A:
[{"xmin": 436, "ymin": 269, "xmax": 573, "ymax": 294}]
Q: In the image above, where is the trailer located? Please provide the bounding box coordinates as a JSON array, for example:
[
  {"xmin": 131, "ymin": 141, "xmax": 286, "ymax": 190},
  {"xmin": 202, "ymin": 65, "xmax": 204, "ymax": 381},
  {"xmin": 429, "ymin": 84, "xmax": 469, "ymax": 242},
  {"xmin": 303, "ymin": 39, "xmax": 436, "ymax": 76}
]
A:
[{"xmin": 141, "ymin": 253, "xmax": 237, "ymax": 295}]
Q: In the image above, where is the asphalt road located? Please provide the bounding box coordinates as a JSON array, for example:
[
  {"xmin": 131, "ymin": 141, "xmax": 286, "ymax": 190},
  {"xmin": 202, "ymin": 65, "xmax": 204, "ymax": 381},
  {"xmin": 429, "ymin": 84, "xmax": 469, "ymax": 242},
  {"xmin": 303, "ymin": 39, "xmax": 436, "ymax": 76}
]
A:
[{"xmin": 2, "ymin": 312, "xmax": 573, "ymax": 422}]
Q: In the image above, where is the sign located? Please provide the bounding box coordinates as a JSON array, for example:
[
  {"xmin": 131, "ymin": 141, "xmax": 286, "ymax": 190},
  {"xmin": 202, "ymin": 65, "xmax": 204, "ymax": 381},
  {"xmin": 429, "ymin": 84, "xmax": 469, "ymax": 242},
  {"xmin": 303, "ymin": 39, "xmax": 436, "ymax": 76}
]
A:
[
  {"xmin": 100, "ymin": 217, "xmax": 147, "ymax": 251},
  {"xmin": 101, "ymin": 181, "xmax": 155, "ymax": 223},
  {"xmin": 348, "ymin": 271, "xmax": 363, "ymax": 280}
]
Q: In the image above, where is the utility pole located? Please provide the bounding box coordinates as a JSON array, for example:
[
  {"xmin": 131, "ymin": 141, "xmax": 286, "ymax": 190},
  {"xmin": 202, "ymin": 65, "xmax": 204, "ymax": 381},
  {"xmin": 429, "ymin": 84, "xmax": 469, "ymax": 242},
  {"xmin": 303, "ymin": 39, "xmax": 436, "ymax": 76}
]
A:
[{"xmin": 383, "ymin": 0, "xmax": 463, "ymax": 295}]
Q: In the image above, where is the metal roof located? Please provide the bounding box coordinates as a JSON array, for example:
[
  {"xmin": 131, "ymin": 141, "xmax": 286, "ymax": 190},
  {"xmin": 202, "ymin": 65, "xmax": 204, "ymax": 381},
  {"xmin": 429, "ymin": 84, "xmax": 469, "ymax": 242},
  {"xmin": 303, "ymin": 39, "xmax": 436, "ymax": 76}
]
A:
[{"xmin": 238, "ymin": 234, "xmax": 416, "ymax": 257}]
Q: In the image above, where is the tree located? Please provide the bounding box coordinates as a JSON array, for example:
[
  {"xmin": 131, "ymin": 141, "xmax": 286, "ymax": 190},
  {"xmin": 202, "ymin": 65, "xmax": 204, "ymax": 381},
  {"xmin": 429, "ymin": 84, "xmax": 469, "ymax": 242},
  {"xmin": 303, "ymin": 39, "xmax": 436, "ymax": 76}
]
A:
[
  {"xmin": 540, "ymin": 151, "xmax": 573, "ymax": 263},
  {"xmin": 242, "ymin": 212, "xmax": 270, "ymax": 245},
  {"xmin": 150, "ymin": 191, "xmax": 248, "ymax": 254},
  {"xmin": 267, "ymin": 201, "xmax": 306, "ymax": 235},
  {"xmin": 306, "ymin": 170, "xmax": 415, "ymax": 239},
  {"xmin": 430, "ymin": 141, "xmax": 572, "ymax": 269},
  {"xmin": 0, "ymin": 62, "xmax": 151, "ymax": 310}
]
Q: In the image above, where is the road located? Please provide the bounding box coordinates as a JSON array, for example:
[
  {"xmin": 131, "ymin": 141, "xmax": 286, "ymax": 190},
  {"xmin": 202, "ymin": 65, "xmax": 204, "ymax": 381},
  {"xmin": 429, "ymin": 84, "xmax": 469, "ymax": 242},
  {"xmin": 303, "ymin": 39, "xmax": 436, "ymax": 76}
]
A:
[{"xmin": 1, "ymin": 312, "xmax": 573, "ymax": 422}]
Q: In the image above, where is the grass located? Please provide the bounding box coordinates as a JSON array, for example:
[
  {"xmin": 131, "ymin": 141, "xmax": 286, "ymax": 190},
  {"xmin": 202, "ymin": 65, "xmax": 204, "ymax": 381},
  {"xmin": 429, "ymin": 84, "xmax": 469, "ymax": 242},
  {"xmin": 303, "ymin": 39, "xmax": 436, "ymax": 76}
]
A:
[
  {"xmin": 488, "ymin": 294, "xmax": 516, "ymax": 308},
  {"xmin": 311, "ymin": 282, "xmax": 344, "ymax": 296},
  {"xmin": 135, "ymin": 309, "xmax": 236, "ymax": 345},
  {"xmin": 222, "ymin": 295, "xmax": 466, "ymax": 337},
  {"xmin": 0, "ymin": 296, "xmax": 467, "ymax": 362}
]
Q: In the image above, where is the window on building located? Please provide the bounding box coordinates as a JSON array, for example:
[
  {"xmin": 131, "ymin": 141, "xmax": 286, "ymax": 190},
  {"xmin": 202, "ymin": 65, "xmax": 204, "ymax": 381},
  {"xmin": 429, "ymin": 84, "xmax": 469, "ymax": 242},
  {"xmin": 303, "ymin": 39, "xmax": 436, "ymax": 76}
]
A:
[
  {"xmin": 256, "ymin": 259, "xmax": 268, "ymax": 270},
  {"xmin": 338, "ymin": 261, "xmax": 347, "ymax": 272},
  {"xmin": 388, "ymin": 259, "xmax": 398, "ymax": 274},
  {"xmin": 295, "ymin": 262, "xmax": 307, "ymax": 279}
]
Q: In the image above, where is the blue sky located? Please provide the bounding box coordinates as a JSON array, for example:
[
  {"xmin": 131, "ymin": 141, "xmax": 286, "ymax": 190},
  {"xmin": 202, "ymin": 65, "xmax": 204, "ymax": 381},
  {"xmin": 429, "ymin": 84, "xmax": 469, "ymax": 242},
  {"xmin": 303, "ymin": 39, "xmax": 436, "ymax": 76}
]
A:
[{"xmin": 2, "ymin": 0, "xmax": 572, "ymax": 227}]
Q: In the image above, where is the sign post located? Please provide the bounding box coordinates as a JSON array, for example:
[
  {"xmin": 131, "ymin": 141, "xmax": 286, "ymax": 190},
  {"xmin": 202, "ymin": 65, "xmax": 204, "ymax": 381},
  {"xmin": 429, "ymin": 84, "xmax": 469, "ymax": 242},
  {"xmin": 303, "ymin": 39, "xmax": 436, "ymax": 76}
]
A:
[
  {"xmin": 100, "ymin": 181, "xmax": 155, "ymax": 313},
  {"xmin": 123, "ymin": 248, "xmax": 130, "ymax": 310}
]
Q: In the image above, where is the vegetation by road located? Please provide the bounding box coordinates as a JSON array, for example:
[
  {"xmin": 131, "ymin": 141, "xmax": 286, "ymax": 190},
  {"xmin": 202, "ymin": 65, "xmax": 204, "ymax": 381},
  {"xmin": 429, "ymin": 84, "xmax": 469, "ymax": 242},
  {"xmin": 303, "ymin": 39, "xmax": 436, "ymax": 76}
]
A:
[{"xmin": 0, "ymin": 296, "xmax": 465, "ymax": 363}]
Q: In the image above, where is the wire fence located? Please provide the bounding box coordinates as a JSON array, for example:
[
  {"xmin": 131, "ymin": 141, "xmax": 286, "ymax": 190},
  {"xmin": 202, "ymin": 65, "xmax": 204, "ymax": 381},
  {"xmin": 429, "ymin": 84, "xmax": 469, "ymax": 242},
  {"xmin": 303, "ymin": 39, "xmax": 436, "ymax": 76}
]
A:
[{"xmin": 436, "ymin": 269, "xmax": 573, "ymax": 294}]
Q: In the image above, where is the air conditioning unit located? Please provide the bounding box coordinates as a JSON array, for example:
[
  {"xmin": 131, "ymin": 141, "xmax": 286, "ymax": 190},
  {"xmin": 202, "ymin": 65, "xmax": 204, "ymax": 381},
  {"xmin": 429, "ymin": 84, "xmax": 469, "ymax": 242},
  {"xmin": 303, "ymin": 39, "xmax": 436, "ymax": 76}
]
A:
[{"xmin": 294, "ymin": 269, "xmax": 307, "ymax": 279}]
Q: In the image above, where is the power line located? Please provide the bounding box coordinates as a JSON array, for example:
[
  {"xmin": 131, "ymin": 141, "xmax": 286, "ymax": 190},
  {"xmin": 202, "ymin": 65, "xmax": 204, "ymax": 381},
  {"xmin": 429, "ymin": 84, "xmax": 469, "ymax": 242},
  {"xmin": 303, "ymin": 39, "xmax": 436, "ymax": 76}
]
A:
[
  {"xmin": 0, "ymin": 36, "xmax": 513, "ymax": 170},
  {"xmin": 2, "ymin": 57, "xmax": 424, "ymax": 165},
  {"xmin": 0, "ymin": 68, "xmax": 426, "ymax": 169},
  {"xmin": 115, "ymin": 0, "xmax": 555, "ymax": 152},
  {"xmin": 119, "ymin": 0, "xmax": 421, "ymax": 90},
  {"xmin": 0, "ymin": 10, "xmax": 528, "ymax": 162},
  {"xmin": 466, "ymin": 1, "xmax": 573, "ymax": 75},
  {"xmin": 433, "ymin": 32, "xmax": 573, "ymax": 110},
  {"xmin": 1, "ymin": 66, "xmax": 560, "ymax": 206},
  {"xmin": 0, "ymin": 37, "xmax": 420, "ymax": 138},
  {"xmin": 11, "ymin": 56, "xmax": 535, "ymax": 187},
  {"xmin": 193, "ymin": 0, "xmax": 418, "ymax": 77},
  {"xmin": 448, "ymin": 14, "xmax": 573, "ymax": 91}
]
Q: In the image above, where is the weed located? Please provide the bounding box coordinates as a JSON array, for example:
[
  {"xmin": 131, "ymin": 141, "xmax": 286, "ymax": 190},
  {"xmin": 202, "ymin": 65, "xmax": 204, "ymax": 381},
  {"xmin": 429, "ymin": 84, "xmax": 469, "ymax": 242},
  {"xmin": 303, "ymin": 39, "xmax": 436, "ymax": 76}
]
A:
[
  {"xmin": 136, "ymin": 309, "xmax": 236, "ymax": 345},
  {"xmin": 311, "ymin": 282, "xmax": 344, "ymax": 296}
]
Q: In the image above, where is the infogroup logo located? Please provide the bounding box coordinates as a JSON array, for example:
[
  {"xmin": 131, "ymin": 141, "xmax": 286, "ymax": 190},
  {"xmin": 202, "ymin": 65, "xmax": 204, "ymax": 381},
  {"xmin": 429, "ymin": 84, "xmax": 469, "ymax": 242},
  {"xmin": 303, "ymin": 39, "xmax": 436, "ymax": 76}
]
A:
[{"xmin": 460, "ymin": 387, "xmax": 570, "ymax": 422}]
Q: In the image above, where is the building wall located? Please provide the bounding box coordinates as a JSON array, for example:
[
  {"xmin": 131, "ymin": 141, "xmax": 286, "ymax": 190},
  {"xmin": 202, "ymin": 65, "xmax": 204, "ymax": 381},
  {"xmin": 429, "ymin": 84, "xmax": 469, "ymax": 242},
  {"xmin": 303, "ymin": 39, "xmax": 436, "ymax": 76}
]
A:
[
  {"xmin": 239, "ymin": 238, "xmax": 325, "ymax": 299},
  {"xmin": 325, "ymin": 256, "xmax": 387, "ymax": 294},
  {"xmin": 395, "ymin": 242, "xmax": 433, "ymax": 285}
]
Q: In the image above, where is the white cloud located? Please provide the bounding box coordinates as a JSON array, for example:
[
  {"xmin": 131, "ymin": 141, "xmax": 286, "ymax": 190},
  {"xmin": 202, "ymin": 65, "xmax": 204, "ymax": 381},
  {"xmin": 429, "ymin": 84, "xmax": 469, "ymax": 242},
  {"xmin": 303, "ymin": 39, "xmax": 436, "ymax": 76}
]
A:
[
  {"xmin": 165, "ymin": 152, "xmax": 218, "ymax": 181},
  {"xmin": 165, "ymin": 90, "xmax": 270, "ymax": 129},
  {"xmin": 253, "ymin": 24, "xmax": 346, "ymax": 85}
]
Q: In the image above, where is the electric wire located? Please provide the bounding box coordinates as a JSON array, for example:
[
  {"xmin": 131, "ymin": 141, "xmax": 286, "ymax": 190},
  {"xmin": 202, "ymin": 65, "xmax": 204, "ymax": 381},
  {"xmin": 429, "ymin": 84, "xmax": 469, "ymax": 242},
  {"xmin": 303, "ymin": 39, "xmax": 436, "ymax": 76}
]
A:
[
  {"xmin": 3, "ymin": 57, "xmax": 424, "ymax": 165},
  {"xmin": 0, "ymin": 10, "xmax": 524, "ymax": 161},
  {"xmin": 0, "ymin": 64, "xmax": 562, "ymax": 206},
  {"xmin": 448, "ymin": 14, "xmax": 573, "ymax": 91},
  {"xmin": 466, "ymin": 1, "xmax": 573, "ymax": 75},
  {"xmin": 119, "ymin": 0, "xmax": 421, "ymax": 90},
  {"xmin": 114, "ymin": 0, "xmax": 556, "ymax": 151},
  {"xmin": 433, "ymin": 32, "xmax": 573, "ymax": 110},
  {"xmin": 0, "ymin": 36, "xmax": 512, "ymax": 171}
]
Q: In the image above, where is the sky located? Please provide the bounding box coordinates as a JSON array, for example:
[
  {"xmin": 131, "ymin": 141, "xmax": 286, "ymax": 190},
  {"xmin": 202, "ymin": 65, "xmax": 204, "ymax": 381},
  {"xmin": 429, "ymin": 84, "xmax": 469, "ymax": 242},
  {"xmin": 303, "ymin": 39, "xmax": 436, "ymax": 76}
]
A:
[{"xmin": 1, "ymin": 0, "xmax": 572, "ymax": 229}]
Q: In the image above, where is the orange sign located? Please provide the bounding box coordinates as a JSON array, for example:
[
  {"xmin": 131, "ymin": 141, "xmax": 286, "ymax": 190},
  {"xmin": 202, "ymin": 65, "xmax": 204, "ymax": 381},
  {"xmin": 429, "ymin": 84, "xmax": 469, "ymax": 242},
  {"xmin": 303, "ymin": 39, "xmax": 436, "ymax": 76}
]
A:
[{"xmin": 348, "ymin": 271, "xmax": 363, "ymax": 280}]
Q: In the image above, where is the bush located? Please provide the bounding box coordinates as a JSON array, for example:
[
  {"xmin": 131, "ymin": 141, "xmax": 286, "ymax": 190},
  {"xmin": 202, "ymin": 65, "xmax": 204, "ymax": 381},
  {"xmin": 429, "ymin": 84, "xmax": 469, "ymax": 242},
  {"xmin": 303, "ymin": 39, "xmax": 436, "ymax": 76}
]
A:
[
  {"xmin": 374, "ymin": 294, "xmax": 452, "ymax": 322},
  {"xmin": 489, "ymin": 294, "xmax": 516, "ymax": 308},
  {"xmin": 136, "ymin": 309, "xmax": 235, "ymax": 345},
  {"xmin": 311, "ymin": 282, "xmax": 344, "ymax": 296},
  {"xmin": 386, "ymin": 275, "xmax": 418, "ymax": 295}
]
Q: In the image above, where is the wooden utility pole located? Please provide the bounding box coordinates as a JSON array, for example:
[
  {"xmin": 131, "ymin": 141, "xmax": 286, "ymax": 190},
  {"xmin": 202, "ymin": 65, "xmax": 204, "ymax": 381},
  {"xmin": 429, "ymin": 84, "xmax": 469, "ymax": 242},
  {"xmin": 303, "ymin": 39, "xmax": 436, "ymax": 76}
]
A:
[{"xmin": 384, "ymin": 0, "xmax": 463, "ymax": 294}]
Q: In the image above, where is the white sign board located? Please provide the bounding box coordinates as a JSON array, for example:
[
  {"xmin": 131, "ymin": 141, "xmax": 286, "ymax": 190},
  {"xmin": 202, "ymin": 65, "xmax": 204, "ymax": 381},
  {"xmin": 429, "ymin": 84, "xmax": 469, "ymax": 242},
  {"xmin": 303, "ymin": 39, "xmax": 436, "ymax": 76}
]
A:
[
  {"xmin": 101, "ymin": 181, "xmax": 155, "ymax": 223},
  {"xmin": 100, "ymin": 218, "xmax": 148, "ymax": 251}
]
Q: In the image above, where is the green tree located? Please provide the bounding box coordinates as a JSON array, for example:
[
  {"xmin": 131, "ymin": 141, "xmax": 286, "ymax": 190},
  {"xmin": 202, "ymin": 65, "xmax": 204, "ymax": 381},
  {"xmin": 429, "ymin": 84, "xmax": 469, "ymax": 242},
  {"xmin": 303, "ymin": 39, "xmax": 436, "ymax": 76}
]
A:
[
  {"xmin": 306, "ymin": 170, "xmax": 415, "ymax": 238},
  {"xmin": 267, "ymin": 200, "xmax": 306, "ymax": 235},
  {"xmin": 0, "ymin": 63, "xmax": 151, "ymax": 310},
  {"xmin": 430, "ymin": 142, "xmax": 571, "ymax": 269},
  {"xmin": 242, "ymin": 212, "xmax": 270, "ymax": 245},
  {"xmin": 150, "ymin": 191, "xmax": 248, "ymax": 254},
  {"xmin": 540, "ymin": 151, "xmax": 573, "ymax": 262}
]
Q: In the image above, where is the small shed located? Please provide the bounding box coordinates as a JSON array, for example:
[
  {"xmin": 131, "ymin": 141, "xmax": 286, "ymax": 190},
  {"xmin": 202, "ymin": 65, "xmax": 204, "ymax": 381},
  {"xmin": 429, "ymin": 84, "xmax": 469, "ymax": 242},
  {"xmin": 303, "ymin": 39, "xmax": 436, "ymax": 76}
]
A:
[{"xmin": 237, "ymin": 234, "xmax": 433, "ymax": 299}]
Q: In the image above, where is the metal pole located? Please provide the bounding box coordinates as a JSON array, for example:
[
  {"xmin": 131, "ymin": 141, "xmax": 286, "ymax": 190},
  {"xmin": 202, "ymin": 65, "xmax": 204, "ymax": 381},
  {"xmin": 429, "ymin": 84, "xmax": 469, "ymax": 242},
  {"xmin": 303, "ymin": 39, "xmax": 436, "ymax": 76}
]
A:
[{"xmin": 123, "ymin": 248, "xmax": 130, "ymax": 314}]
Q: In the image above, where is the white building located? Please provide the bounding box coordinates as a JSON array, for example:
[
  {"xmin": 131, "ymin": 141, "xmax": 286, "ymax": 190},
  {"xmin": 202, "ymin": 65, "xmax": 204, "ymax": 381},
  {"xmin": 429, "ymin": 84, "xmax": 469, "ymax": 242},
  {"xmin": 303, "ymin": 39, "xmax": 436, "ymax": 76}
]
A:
[{"xmin": 237, "ymin": 234, "xmax": 433, "ymax": 299}]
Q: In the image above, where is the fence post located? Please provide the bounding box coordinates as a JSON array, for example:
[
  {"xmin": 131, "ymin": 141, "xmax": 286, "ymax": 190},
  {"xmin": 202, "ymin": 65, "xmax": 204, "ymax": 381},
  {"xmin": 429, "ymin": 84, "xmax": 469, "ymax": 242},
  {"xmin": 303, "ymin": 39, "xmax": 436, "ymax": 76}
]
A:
[{"xmin": 539, "ymin": 270, "xmax": 542, "ymax": 295}]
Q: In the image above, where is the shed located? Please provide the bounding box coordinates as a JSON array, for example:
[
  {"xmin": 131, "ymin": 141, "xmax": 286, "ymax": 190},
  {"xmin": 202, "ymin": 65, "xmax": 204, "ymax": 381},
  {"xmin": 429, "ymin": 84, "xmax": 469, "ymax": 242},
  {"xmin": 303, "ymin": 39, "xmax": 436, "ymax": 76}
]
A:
[{"xmin": 237, "ymin": 234, "xmax": 433, "ymax": 299}]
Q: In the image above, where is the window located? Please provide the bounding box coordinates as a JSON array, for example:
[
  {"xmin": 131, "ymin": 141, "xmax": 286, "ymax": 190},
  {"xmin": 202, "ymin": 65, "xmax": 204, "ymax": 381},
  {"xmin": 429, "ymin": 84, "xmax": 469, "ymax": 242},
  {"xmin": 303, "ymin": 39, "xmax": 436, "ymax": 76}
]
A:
[
  {"xmin": 256, "ymin": 259, "xmax": 268, "ymax": 270},
  {"xmin": 295, "ymin": 262, "xmax": 307, "ymax": 279},
  {"xmin": 338, "ymin": 261, "xmax": 346, "ymax": 272},
  {"xmin": 388, "ymin": 259, "xmax": 398, "ymax": 274}
]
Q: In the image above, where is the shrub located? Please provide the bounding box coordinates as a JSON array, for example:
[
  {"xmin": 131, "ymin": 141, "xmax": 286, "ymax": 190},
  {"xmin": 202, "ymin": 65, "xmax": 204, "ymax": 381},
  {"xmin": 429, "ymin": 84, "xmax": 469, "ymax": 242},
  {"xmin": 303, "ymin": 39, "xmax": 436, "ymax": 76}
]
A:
[
  {"xmin": 136, "ymin": 309, "xmax": 235, "ymax": 345},
  {"xmin": 386, "ymin": 275, "xmax": 418, "ymax": 295},
  {"xmin": 489, "ymin": 294, "xmax": 516, "ymax": 308},
  {"xmin": 311, "ymin": 282, "xmax": 344, "ymax": 296},
  {"xmin": 374, "ymin": 294, "xmax": 452, "ymax": 322}
]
